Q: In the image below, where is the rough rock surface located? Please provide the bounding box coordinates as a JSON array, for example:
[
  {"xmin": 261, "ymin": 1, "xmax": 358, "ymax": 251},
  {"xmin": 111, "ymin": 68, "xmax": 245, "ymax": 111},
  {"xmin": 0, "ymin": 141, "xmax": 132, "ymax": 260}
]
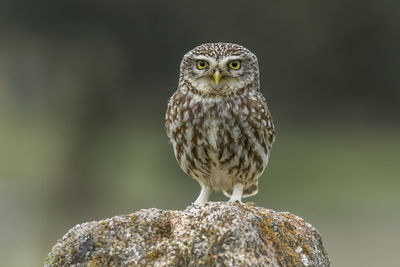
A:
[{"xmin": 44, "ymin": 202, "xmax": 330, "ymax": 266}]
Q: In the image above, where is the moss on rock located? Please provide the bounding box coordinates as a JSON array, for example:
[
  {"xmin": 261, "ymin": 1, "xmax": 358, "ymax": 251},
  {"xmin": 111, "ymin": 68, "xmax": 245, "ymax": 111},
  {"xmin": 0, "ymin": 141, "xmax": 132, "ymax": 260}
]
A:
[{"xmin": 44, "ymin": 202, "xmax": 329, "ymax": 267}]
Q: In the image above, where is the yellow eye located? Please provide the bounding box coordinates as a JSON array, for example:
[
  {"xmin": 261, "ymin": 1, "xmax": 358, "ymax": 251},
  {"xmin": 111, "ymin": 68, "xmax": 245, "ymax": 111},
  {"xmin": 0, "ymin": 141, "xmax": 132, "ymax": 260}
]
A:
[
  {"xmin": 197, "ymin": 60, "xmax": 209, "ymax": 70},
  {"xmin": 228, "ymin": 60, "xmax": 241, "ymax": 70}
]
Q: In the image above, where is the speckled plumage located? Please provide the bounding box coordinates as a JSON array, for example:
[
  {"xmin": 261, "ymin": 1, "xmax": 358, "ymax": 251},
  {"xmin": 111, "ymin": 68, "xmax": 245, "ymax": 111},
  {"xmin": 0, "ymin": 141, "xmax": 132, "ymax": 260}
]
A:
[{"xmin": 165, "ymin": 43, "xmax": 275, "ymax": 203}]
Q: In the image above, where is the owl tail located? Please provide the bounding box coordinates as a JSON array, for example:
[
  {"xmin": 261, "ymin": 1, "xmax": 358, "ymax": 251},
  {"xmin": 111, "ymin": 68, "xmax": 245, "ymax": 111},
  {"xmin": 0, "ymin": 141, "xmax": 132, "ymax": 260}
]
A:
[{"xmin": 223, "ymin": 181, "xmax": 259, "ymax": 198}]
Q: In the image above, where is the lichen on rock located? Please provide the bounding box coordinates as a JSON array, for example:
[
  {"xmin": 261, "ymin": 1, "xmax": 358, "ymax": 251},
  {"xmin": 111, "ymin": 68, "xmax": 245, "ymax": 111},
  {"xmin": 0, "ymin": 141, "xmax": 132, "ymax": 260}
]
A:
[{"xmin": 44, "ymin": 202, "xmax": 330, "ymax": 267}]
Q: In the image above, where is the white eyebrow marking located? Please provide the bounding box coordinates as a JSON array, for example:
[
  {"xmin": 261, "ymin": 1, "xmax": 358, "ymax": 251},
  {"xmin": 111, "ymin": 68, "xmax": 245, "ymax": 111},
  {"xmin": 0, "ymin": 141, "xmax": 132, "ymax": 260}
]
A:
[{"xmin": 192, "ymin": 55, "xmax": 214, "ymax": 61}]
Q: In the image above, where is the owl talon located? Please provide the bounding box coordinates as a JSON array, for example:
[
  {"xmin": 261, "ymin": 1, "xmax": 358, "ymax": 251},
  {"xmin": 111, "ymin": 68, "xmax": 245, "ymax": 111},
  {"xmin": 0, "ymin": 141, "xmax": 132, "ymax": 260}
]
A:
[{"xmin": 228, "ymin": 199, "xmax": 243, "ymax": 204}]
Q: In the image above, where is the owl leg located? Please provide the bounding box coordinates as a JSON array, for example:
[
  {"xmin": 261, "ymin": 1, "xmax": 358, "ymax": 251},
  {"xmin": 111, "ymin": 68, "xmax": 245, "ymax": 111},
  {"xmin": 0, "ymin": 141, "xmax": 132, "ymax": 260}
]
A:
[
  {"xmin": 228, "ymin": 183, "xmax": 244, "ymax": 203},
  {"xmin": 194, "ymin": 185, "xmax": 212, "ymax": 204}
]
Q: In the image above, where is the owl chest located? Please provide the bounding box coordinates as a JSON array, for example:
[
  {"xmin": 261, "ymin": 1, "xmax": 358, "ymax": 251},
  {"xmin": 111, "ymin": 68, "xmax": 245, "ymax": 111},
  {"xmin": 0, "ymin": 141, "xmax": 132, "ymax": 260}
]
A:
[
  {"xmin": 170, "ymin": 101, "xmax": 237, "ymax": 156},
  {"xmin": 201, "ymin": 116, "xmax": 224, "ymax": 151},
  {"xmin": 168, "ymin": 96, "xmax": 269, "ymax": 187},
  {"xmin": 188, "ymin": 105, "xmax": 234, "ymax": 151},
  {"xmin": 186, "ymin": 108, "xmax": 265, "ymax": 184}
]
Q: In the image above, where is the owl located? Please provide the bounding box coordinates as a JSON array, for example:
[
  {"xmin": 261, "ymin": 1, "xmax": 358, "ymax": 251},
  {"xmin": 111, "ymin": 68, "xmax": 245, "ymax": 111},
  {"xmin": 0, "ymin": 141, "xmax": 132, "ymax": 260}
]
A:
[{"xmin": 165, "ymin": 43, "xmax": 275, "ymax": 204}]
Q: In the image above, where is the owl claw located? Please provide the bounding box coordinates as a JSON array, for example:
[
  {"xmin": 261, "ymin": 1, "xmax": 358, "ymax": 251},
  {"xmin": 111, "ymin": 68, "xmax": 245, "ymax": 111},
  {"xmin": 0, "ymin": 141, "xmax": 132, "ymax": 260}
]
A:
[{"xmin": 228, "ymin": 199, "xmax": 243, "ymax": 204}]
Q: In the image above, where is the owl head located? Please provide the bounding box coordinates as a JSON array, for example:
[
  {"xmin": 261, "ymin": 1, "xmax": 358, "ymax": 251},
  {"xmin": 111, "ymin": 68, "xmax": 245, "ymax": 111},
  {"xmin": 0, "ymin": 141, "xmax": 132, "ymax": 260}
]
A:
[{"xmin": 179, "ymin": 43, "xmax": 260, "ymax": 96}]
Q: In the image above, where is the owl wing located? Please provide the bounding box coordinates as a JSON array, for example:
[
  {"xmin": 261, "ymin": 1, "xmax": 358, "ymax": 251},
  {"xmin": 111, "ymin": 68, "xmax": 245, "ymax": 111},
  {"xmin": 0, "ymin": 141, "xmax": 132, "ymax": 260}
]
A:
[
  {"xmin": 254, "ymin": 92, "xmax": 276, "ymax": 151},
  {"xmin": 165, "ymin": 98, "xmax": 173, "ymax": 138},
  {"xmin": 165, "ymin": 91, "xmax": 180, "ymax": 139}
]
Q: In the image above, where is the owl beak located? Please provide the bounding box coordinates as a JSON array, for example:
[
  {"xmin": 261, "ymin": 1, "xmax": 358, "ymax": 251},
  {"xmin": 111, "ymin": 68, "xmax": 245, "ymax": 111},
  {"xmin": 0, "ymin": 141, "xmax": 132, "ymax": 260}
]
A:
[{"xmin": 213, "ymin": 70, "xmax": 222, "ymax": 86}]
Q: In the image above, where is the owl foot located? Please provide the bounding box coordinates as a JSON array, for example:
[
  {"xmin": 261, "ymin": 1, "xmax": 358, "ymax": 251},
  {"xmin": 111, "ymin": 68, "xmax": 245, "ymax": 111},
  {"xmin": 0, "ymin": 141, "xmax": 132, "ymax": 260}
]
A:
[
  {"xmin": 228, "ymin": 183, "xmax": 244, "ymax": 203},
  {"xmin": 194, "ymin": 185, "xmax": 212, "ymax": 204}
]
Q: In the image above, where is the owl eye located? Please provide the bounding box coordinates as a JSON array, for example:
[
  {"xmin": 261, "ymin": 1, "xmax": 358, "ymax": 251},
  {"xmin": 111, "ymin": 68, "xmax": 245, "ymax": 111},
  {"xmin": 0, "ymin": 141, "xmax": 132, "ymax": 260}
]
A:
[
  {"xmin": 197, "ymin": 60, "xmax": 209, "ymax": 70},
  {"xmin": 228, "ymin": 60, "xmax": 241, "ymax": 70}
]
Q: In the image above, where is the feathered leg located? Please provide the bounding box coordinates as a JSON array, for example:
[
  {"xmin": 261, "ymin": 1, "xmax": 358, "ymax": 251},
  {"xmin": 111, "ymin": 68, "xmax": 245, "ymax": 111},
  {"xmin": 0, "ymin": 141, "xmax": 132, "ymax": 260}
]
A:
[
  {"xmin": 229, "ymin": 183, "xmax": 244, "ymax": 203},
  {"xmin": 194, "ymin": 185, "xmax": 212, "ymax": 204}
]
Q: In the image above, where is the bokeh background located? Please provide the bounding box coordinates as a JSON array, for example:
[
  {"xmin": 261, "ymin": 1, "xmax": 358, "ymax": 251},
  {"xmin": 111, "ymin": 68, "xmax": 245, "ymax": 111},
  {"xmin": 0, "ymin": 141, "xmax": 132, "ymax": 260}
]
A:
[{"xmin": 0, "ymin": 1, "xmax": 399, "ymax": 266}]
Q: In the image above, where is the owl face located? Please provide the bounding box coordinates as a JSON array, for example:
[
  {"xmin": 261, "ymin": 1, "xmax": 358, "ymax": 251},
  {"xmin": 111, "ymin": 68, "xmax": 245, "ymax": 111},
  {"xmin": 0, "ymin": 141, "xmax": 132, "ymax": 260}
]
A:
[{"xmin": 179, "ymin": 43, "xmax": 259, "ymax": 95}]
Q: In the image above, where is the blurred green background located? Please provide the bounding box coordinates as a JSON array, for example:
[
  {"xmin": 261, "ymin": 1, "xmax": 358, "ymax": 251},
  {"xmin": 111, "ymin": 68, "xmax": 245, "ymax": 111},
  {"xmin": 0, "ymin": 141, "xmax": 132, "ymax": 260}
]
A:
[{"xmin": 0, "ymin": 1, "xmax": 399, "ymax": 266}]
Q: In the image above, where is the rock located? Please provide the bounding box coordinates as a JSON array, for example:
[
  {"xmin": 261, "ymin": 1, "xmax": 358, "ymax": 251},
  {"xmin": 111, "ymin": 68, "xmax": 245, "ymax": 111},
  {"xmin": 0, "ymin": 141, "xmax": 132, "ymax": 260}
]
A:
[{"xmin": 44, "ymin": 202, "xmax": 330, "ymax": 267}]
